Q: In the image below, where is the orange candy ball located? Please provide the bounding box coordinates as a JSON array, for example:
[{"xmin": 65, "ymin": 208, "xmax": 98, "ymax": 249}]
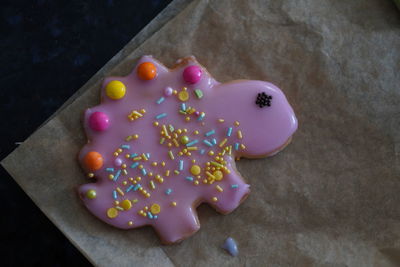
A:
[
  {"xmin": 137, "ymin": 62, "xmax": 157, "ymax": 80},
  {"xmin": 83, "ymin": 151, "xmax": 104, "ymax": 171}
]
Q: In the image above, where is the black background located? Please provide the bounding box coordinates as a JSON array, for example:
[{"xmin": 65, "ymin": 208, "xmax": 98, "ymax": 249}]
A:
[{"xmin": 1, "ymin": 0, "xmax": 172, "ymax": 265}]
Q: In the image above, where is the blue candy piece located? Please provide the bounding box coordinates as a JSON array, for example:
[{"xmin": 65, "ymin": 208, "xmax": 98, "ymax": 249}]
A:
[{"xmin": 222, "ymin": 237, "xmax": 239, "ymax": 256}]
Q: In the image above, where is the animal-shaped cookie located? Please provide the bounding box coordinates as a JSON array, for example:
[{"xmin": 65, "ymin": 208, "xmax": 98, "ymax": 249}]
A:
[{"xmin": 78, "ymin": 56, "xmax": 297, "ymax": 244}]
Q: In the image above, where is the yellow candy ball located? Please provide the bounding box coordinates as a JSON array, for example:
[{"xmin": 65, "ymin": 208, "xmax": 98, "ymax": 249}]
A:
[
  {"xmin": 105, "ymin": 80, "xmax": 126, "ymax": 100},
  {"xmin": 107, "ymin": 207, "xmax": 118, "ymax": 218},
  {"xmin": 86, "ymin": 189, "xmax": 97, "ymax": 199},
  {"xmin": 150, "ymin": 203, "xmax": 161, "ymax": 214},
  {"xmin": 121, "ymin": 199, "xmax": 132, "ymax": 210},
  {"xmin": 180, "ymin": 135, "xmax": 189, "ymax": 145},
  {"xmin": 190, "ymin": 165, "xmax": 201, "ymax": 176},
  {"xmin": 178, "ymin": 90, "xmax": 189, "ymax": 102}
]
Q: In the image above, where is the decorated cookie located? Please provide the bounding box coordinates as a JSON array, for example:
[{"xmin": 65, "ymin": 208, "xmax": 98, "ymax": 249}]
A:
[{"xmin": 78, "ymin": 56, "xmax": 297, "ymax": 244}]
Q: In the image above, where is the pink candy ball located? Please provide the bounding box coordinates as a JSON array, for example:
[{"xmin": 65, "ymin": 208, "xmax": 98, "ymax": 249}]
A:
[
  {"xmin": 89, "ymin": 112, "xmax": 110, "ymax": 131},
  {"xmin": 114, "ymin": 158, "xmax": 122, "ymax": 167},
  {"xmin": 183, "ymin": 65, "xmax": 202, "ymax": 84}
]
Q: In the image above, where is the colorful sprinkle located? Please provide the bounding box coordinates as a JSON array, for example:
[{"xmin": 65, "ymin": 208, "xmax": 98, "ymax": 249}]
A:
[
  {"xmin": 165, "ymin": 188, "xmax": 172, "ymax": 195},
  {"xmin": 113, "ymin": 170, "xmax": 121, "ymax": 181},
  {"xmin": 222, "ymin": 237, "xmax": 239, "ymax": 256},
  {"xmin": 155, "ymin": 113, "xmax": 167, "ymax": 119},
  {"xmin": 168, "ymin": 150, "xmax": 175, "ymax": 160},
  {"xmin": 231, "ymin": 184, "xmax": 239, "ymax": 188},
  {"xmin": 179, "ymin": 160, "xmax": 184, "ymax": 171},
  {"xmin": 194, "ymin": 89, "xmax": 203, "ymax": 99},
  {"xmin": 234, "ymin": 143, "xmax": 239, "ymax": 150},
  {"xmin": 186, "ymin": 139, "xmax": 198, "ymax": 147},
  {"xmin": 203, "ymin": 140, "xmax": 213, "ymax": 147},
  {"xmin": 130, "ymin": 162, "xmax": 139, "ymax": 169},
  {"xmin": 205, "ymin": 130, "xmax": 215, "ymax": 137},
  {"xmin": 106, "ymin": 168, "xmax": 114, "ymax": 172},
  {"xmin": 156, "ymin": 97, "xmax": 165, "ymax": 104},
  {"xmin": 141, "ymin": 168, "xmax": 147, "ymax": 176},
  {"xmin": 126, "ymin": 185, "xmax": 134, "ymax": 192},
  {"xmin": 113, "ymin": 190, "xmax": 117, "ymax": 199},
  {"xmin": 227, "ymin": 127, "xmax": 233, "ymax": 137},
  {"xmin": 186, "ymin": 176, "xmax": 194, "ymax": 181}
]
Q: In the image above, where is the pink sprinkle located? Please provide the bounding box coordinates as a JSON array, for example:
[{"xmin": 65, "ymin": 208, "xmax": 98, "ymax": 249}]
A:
[
  {"xmin": 183, "ymin": 65, "xmax": 202, "ymax": 84},
  {"xmin": 89, "ymin": 112, "xmax": 110, "ymax": 131},
  {"xmin": 164, "ymin": 87, "xmax": 173, "ymax": 96},
  {"xmin": 114, "ymin": 158, "xmax": 122, "ymax": 167},
  {"xmin": 195, "ymin": 111, "xmax": 200, "ymax": 116}
]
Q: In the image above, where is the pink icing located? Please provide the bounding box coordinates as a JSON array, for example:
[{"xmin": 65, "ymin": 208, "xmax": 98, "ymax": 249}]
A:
[
  {"xmin": 78, "ymin": 56, "xmax": 297, "ymax": 244},
  {"xmin": 183, "ymin": 65, "xmax": 202, "ymax": 84},
  {"xmin": 88, "ymin": 111, "xmax": 110, "ymax": 131}
]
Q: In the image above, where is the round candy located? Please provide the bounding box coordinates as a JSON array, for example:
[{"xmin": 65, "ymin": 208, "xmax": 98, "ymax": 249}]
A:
[
  {"xmin": 213, "ymin": 170, "xmax": 223, "ymax": 181},
  {"xmin": 183, "ymin": 65, "xmax": 202, "ymax": 84},
  {"xmin": 86, "ymin": 189, "xmax": 97, "ymax": 199},
  {"xmin": 114, "ymin": 158, "xmax": 122, "ymax": 167},
  {"xmin": 137, "ymin": 62, "xmax": 157, "ymax": 80},
  {"xmin": 190, "ymin": 165, "xmax": 201, "ymax": 176},
  {"xmin": 83, "ymin": 151, "xmax": 103, "ymax": 171},
  {"xmin": 164, "ymin": 86, "xmax": 173, "ymax": 96},
  {"xmin": 121, "ymin": 199, "xmax": 132, "ymax": 210},
  {"xmin": 180, "ymin": 135, "xmax": 190, "ymax": 145},
  {"xmin": 107, "ymin": 207, "xmax": 118, "ymax": 218},
  {"xmin": 178, "ymin": 90, "xmax": 189, "ymax": 102},
  {"xmin": 105, "ymin": 80, "xmax": 126, "ymax": 100},
  {"xmin": 150, "ymin": 203, "xmax": 161, "ymax": 214},
  {"xmin": 89, "ymin": 112, "xmax": 110, "ymax": 131}
]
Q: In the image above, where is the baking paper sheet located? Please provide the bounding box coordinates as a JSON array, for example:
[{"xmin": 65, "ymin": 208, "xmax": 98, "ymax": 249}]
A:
[{"xmin": 3, "ymin": 0, "xmax": 400, "ymax": 266}]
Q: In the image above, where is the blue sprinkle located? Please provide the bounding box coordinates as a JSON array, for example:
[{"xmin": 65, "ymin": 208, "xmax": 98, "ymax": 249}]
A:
[
  {"xmin": 130, "ymin": 162, "xmax": 139, "ymax": 169},
  {"xmin": 231, "ymin": 184, "xmax": 239, "ymax": 189},
  {"xmin": 203, "ymin": 140, "xmax": 213, "ymax": 147},
  {"xmin": 179, "ymin": 160, "xmax": 184, "ymax": 171},
  {"xmin": 130, "ymin": 153, "xmax": 138, "ymax": 158},
  {"xmin": 234, "ymin": 143, "xmax": 240, "ymax": 150},
  {"xmin": 133, "ymin": 184, "xmax": 141, "ymax": 191},
  {"xmin": 146, "ymin": 153, "xmax": 151, "ymax": 159},
  {"xmin": 222, "ymin": 237, "xmax": 239, "ymax": 256},
  {"xmin": 141, "ymin": 168, "xmax": 147, "ymax": 176},
  {"xmin": 147, "ymin": 212, "xmax": 153, "ymax": 219},
  {"xmin": 113, "ymin": 190, "xmax": 117, "ymax": 199},
  {"xmin": 181, "ymin": 103, "xmax": 186, "ymax": 111},
  {"xmin": 113, "ymin": 170, "xmax": 121, "ymax": 181},
  {"xmin": 212, "ymin": 138, "xmax": 217, "ymax": 145},
  {"xmin": 155, "ymin": 113, "xmax": 167, "ymax": 119},
  {"xmin": 121, "ymin": 144, "xmax": 130, "ymax": 149},
  {"xmin": 126, "ymin": 185, "xmax": 134, "ymax": 193},
  {"xmin": 186, "ymin": 176, "xmax": 194, "ymax": 181},
  {"xmin": 205, "ymin": 130, "xmax": 215, "ymax": 137},
  {"xmin": 156, "ymin": 97, "xmax": 165, "ymax": 104},
  {"xmin": 154, "ymin": 215, "xmax": 158, "ymax": 219},
  {"xmin": 106, "ymin": 168, "xmax": 114, "ymax": 172},
  {"xmin": 165, "ymin": 188, "xmax": 172, "ymax": 195},
  {"xmin": 169, "ymin": 125, "xmax": 174, "ymax": 132},
  {"xmin": 227, "ymin": 127, "xmax": 233, "ymax": 137},
  {"xmin": 200, "ymin": 149, "xmax": 206, "ymax": 155},
  {"xmin": 186, "ymin": 139, "xmax": 198, "ymax": 147},
  {"xmin": 197, "ymin": 113, "xmax": 205, "ymax": 121}
]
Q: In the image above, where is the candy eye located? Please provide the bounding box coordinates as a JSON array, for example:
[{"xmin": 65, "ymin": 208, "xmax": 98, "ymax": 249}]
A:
[{"xmin": 255, "ymin": 92, "xmax": 272, "ymax": 108}]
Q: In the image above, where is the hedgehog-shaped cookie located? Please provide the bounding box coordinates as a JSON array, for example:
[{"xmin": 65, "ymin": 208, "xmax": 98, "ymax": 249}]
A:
[{"xmin": 78, "ymin": 56, "xmax": 298, "ymax": 244}]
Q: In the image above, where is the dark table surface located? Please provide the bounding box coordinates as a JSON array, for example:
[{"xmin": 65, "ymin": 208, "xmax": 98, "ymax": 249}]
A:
[{"xmin": 1, "ymin": 0, "xmax": 173, "ymax": 265}]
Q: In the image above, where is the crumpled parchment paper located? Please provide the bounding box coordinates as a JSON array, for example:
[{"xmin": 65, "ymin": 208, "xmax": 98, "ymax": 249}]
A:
[{"xmin": 2, "ymin": 0, "xmax": 400, "ymax": 266}]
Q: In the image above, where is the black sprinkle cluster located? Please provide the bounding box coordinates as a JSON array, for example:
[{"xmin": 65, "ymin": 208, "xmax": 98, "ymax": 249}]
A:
[{"xmin": 255, "ymin": 92, "xmax": 272, "ymax": 108}]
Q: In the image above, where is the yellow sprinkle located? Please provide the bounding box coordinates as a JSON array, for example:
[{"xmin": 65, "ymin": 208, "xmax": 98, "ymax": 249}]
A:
[
  {"xmin": 187, "ymin": 152, "xmax": 192, "ymax": 156},
  {"xmin": 136, "ymin": 176, "xmax": 142, "ymax": 181},
  {"xmin": 149, "ymin": 180, "xmax": 155, "ymax": 190},
  {"xmin": 185, "ymin": 116, "xmax": 191, "ymax": 122},
  {"xmin": 168, "ymin": 143, "xmax": 172, "ymax": 147},
  {"xmin": 171, "ymin": 201, "xmax": 177, "ymax": 207},
  {"xmin": 114, "ymin": 200, "xmax": 120, "ymax": 205},
  {"xmin": 133, "ymin": 134, "xmax": 139, "ymax": 139},
  {"xmin": 133, "ymin": 156, "xmax": 142, "ymax": 161},
  {"xmin": 140, "ymin": 109, "xmax": 146, "ymax": 114},
  {"xmin": 172, "ymin": 139, "xmax": 180, "ymax": 147},
  {"xmin": 148, "ymin": 172, "xmax": 153, "ymax": 177},
  {"xmin": 194, "ymin": 130, "xmax": 199, "ymax": 135},
  {"xmin": 194, "ymin": 180, "xmax": 199, "ymax": 185},
  {"xmin": 122, "ymin": 169, "xmax": 128, "ymax": 175},
  {"xmin": 128, "ymin": 221, "xmax": 134, "ymax": 226},
  {"xmin": 203, "ymin": 179, "xmax": 208, "ymax": 184},
  {"xmin": 150, "ymin": 204, "xmax": 161, "ymax": 214},
  {"xmin": 116, "ymin": 187, "xmax": 124, "ymax": 196},
  {"xmin": 121, "ymin": 199, "xmax": 132, "ymax": 210},
  {"xmin": 168, "ymin": 150, "xmax": 175, "ymax": 160},
  {"xmin": 138, "ymin": 165, "xmax": 143, "ymax": 169},
  {"xmin": 122, "ymin": 181, "xmax": 128, "ymax": 186},
  {"xmin": 237, "ymin": 130, "xmax": 243, "ymax": 139},
  {"xmin": 216, "ymin": 185, "xmax": 223, "ymax": 192},
  {"xmin": 206, "ymin": 171, "xmax": 216, "ymax": 179},
  {"xmin": 152, "ymin": 162, "xmax": 158, "ymax": 167},
  {"xmin": 87, "ymin": 173, "xmax": 94, "ymax": 178},
  {"xmin": 161, "ymin": 161, "xmax": 166, "ymax": 167},
  {"xmin": 132, "ymin": 199, "xmax": 139, "ymax": 204},
  {"xmin": 174, "ymin": 170, "xmax": 180, "ymax": 175},
  {"xmin": 218, "ymin": 119, "xmax": 225, "ymax": 123},
  {"xmin": 121, "ymin": 163, "xmax": 127, "ymax": 169},
  {"xmin": 153, "ymin": 121, "xmax": 159, "ymax": 126},
  {"xmin": 165, "ymin": 170, "xmax": 170, "ymax": 177},
  {"xmin": 190, "ymin": 165, "xmax": 201, "ymax": 175},
  {"xmin": 162, "ymin": 125, "xmax": 169, "ymax": 137},
  {"xmin": 240, "ymin": 144, "xmax": 246, "ymax": 150},
  {"xmin": 219, "ymin": 138, "xmax": 228, "ymax": 147},
  {"xmin": 212, "ymin": 197, "xmax": 218, "ymax": 202},
  {"xmin": 107, "ymin": 208, "xmax": 118, "ymax": 219},
  {"xmin": 160, "ymin": 137, "xmax": 165, "ymax": 144},
  {"xmin": 234, "ymin": 121, "xmax": 240, "ymax": 126},
  {"xmin": 125, "ymin": 135, "xmax": 133, "ymax": 141},
  {"xmin": 108, "ymin": 174, "xmax": 114, "ymax": 180},
  {"xmin": 183, "ymin": 128, "xmax": 188, "ymax": 133},
  {"xmin": 141, "ymin": 153, "xmax": 148, "ymax": 161},
  {"xmin": 208, "ymin": 151, "xmax": 214, "ymax": 156},
  {"xmin": 113, "ymin": 152, "xmax": 119, "ymax": 156},
  {"xmin": 192, "ymin": 159, "xmax": 196, "ymax": 163},
  {"xmin": 221, "ymin": 149, "xmax": 226, "ymax": 156},
  {"xmin": 173, "ymin": 90, "xmax": 178, "ymax": 95},
  {"xmin": 187, "ymin": 146, "xmax": 198, "ymax": 151},
  {"xmin": 125, "ymin": 154, "xmax": 130, "ymax": 159},
  {"xmin": 211, "ymin": 161, "xmax": 224, "ymax": 168},
  {"xmin": 117, "ymin": 148, "xmax": 123, "ymax": 153}
]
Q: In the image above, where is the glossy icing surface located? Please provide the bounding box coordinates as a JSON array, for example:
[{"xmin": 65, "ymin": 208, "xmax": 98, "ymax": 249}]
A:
[{"xmin": 78, "ymin": 56, "xmax": 298, "ymax": 244}]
